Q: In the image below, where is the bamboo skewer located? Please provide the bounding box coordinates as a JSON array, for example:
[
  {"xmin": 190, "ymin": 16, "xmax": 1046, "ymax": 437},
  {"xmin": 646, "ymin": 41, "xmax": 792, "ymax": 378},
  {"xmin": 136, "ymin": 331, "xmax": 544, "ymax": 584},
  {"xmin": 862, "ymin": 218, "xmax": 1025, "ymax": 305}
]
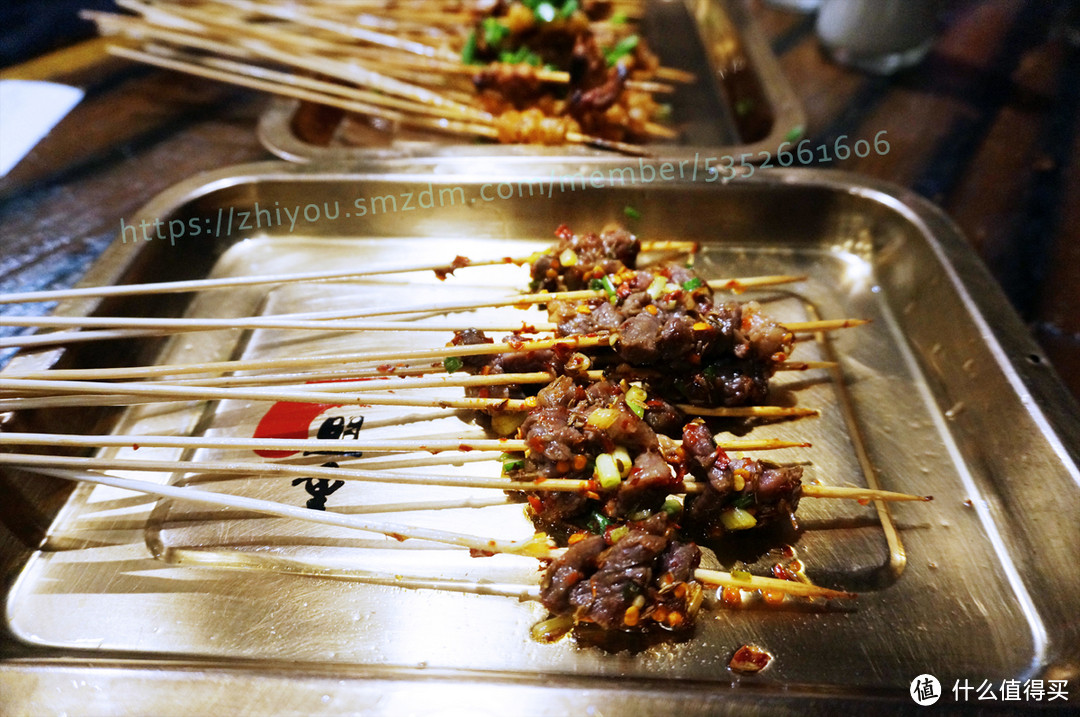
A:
[
  {"xmin": 22, "ymin": 465, "xmax": 552, "ymax": 556},
  {"xmin": 0, "ymin": 276, "xmax": 815, "ymax": 349},
  {"xmin": 2, "ymin": 335, "xmax": 615, "ymax": 381},
  {"xmin": 1, "ymin": 343, "xmax": 835, "ymax": 384},
  {"xmin": 107, "ymin": 45, "xmax": 500, "ymax": 138},
  {"xmin": 0, "ymin": 453, "xmax": 931, "ymax": 503},
  {"xmin": 0, "ymin": 315, "xmax": 560, "ymax": 333},
  {"xmin": 1, "ymin": 455, "xmax": 929, "ymax": 503},
  {"xmin": 14, "ymin": 463, "xmax": 856, "ymax": 599},
  {"xmin": 0, "ymin": 256, "xmax": 520, "ymax": 304},
  {"xmin": 0, "ymin": 315, "xmax": 865, "ymax": 347},
  {"xmin": 0, "ymin": 243, "xmax": 712, "ymax": 305},
  {"xmin": 694, "ymin": 568, "xmax": 854, "ymax": 600},
  {"xmin": 0, "ymin": 278, "xmax": 799, "ymax": 327},
  {"xmin": 0, "ymin": 453, "xmax": 594, "ymax": 492},
  {"xmin": 801, "ymin": 485, "xmax": 932, "ymax": 502},
  {"xmin": 0, "ymin": 455, "xmax": 928, "ymax": 501},
  {"xmin": 0, "ymin": 432, "xmax": 810, "ymax": 453},
  {"xmin": 0, "ymin": 315, "xmax": 862, "ymax": 335},
  {"xmin": 0, "ymin": 384, "xmax": 819, "ymax": 418}
]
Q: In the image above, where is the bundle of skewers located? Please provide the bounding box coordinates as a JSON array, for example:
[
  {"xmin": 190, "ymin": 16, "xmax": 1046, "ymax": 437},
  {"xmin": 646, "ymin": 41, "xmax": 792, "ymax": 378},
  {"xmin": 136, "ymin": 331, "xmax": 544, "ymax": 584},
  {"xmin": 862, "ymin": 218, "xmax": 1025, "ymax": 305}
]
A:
[
  {"xmin": 83, "ymin": 0, "xmax": 692, "ymax": 154},
  {"xmin": 0, "ymin": 224, "xmax": 930, "ymax": 652}
]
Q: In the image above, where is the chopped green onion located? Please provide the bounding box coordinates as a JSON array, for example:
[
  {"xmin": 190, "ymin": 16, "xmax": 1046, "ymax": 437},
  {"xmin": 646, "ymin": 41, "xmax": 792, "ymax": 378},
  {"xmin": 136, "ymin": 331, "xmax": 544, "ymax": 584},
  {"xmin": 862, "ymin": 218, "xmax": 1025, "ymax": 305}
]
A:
[
  {"xmin": 600, "ymin": 274, "xmax": 617, "ymax": 298},
  {"xmin": 587, "ymin": 407, "xmax": 620, "ymax": 429},
  {"xmin": 594, "ymin": 453, "xmax": 621, "ymax": 490},
  {"xmin": 589, "ymin": 278, "xmax": 604, "ymax": 291},
  {"xmin": 608, "ymin": 525, "xmax": 629, "ymax": 543},
  {"xmin": 462, "ymin": 30, "xmax": 478, "ymax": 65},
  {"xmin": 534, "ymin": 1, "xmax": 556, "ymax": 22},
  {"xmin": 682, "ymin": 277, "xmax": 704, "ymax": 291},
  {"xmin": 501, "ymin": 456, "xmax": 525, "ymax": 473},
  {"xmin": 491, "ymin": 411, "xmax": 525, "ymax": 437},
  {"xmin": 558, "ymin": 0, "xmax": 579, "ymax": 18},
  {"xmin": 646, "ymin": 275, "xmax": 667, "ymax": 300},
  {"xmin": 586, "ymin": 510, "xmax": 612, "ymax": 534},
  {"xmin": 784, "ymin": 124, "xmax": 804, "ymax": 143},
  {"xmin": 720, "ymin": 507, "xmax": 758, "ymax": 531},
  {"xmin": 444, "ymin": 356, "xmax": 464, "ymax": 373},
  {"xmin": 499, "ymin": 46, "xmax": 543, "ymax": 66},
  {"xmin": 662, "ymin": 496, "xmax": 682, "ymax": 516},
  {"xmin": 623, "ymin": 205, "xmax": 641, "ymax": 220},
  {"xmin": 611, "ymin": 10, "xmax": 628, "ymax": 24},
  {"xmin": 731, "ymin": 493, "xmax": 755, "ymax": 509},
  {"xmin": 482, "ymin": 17, "xmax": 509, "ymax": 48},
  {"xmin": 703, "ymin": 363, "xmax": 718, "ymax": 381},
  {"xmin": 611, "ymin": 446, "xmax": 633, "ymax": 476},
  {"xmin": 604, "ymin": 34, "xmax": 639, "ymax": 66},
  {"xmin": 530, "ymin": 613, "xmax": 575, "ymax": 642},
  {"xmin": 625, "ymin": 386, "xmax": 647, "ymax": 419}
]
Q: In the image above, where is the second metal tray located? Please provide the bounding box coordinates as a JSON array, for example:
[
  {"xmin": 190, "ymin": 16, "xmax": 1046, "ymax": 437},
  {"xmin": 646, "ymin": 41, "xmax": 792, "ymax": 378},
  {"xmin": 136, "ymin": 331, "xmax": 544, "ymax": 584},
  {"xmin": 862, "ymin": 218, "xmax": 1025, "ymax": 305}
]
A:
[{"xmin": 259, "ymin": 0, "xmax": 804, "ymax": 164}]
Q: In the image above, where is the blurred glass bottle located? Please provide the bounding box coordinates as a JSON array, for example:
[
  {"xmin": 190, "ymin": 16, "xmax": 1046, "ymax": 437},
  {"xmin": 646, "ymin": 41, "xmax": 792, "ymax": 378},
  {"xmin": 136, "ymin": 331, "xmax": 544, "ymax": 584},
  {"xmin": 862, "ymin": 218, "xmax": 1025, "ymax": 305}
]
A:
[
  {"xmin": 816, "ymin": 0, "xmax": 940, "ymax": 75},
  {"xmin": 764, "ymin": 0, "xmax": 823, "ymax": 12}
]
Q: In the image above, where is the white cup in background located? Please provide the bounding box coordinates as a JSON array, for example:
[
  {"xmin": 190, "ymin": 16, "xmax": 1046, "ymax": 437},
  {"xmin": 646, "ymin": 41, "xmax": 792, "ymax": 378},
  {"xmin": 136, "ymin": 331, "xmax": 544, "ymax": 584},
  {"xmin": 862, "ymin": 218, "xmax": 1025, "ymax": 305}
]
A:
[
  {"xmin": 816, "ymin": 0, "xmax": 940, "ymax": 74},
  {"xmin": 763, "ymin": 0, "xmax": 823, "ymax": 12}
]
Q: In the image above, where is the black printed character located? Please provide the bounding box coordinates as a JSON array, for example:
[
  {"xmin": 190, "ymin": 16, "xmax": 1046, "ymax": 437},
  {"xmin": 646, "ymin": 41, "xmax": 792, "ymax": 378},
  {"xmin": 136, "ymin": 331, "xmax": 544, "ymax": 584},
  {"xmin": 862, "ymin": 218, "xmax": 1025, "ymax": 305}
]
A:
[
  {"xmin": 305, "ymin": 415, "xmax": 365, "ymax": 457},
  {"xmin": 292, "ymin": 461, "xmax": 345, "ymax": 510}
]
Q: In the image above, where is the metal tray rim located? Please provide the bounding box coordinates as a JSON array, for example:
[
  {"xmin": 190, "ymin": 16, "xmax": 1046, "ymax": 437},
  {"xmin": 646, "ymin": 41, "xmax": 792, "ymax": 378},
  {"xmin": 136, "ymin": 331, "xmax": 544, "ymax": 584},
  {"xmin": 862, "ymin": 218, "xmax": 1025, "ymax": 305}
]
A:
[{"xmin": 3, "ymin": 163, "xmax": 1078, "ymax": 714}]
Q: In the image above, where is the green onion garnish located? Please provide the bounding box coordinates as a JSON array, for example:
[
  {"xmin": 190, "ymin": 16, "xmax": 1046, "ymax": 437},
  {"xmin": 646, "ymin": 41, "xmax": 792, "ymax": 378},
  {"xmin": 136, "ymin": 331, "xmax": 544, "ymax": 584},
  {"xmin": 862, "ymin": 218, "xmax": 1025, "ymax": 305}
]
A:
[
  {"xmin": 482, "ymin": 17, "xmax": 509, "ymax": 48},
  {"xmin": 600, "ymin": 275, "xmax": 617, "ymax": 298},
  {"xmin": 731, "ymin": 493, "xmax": 755, "ymax": 509},
  {"xmin": 623, "ymin": 205, "xmax": 642, "ymax": 220},
  {"xmin": 586, "ymin": 510, "xmax": 612, "ymax": 534},
  {"xmin": 558, "ymin": 0, "xmax": 579, "ymax": 18},
  {"xmin": 611, "ymin": 10, "xmax": 628, "ymax": 24},
  {"xmin": 681, "ymin": 277, "xmax": 703, "ymax": 291},
  {"xmin": 444, "ymin": 356, "xmax": 464, "ymax": 373},
  {"xmin": 662, "ymin": 496, "xmax": 682, "ymax": 516},
  {"xmin": 589, "ymin": 278, "xmax": 604, "ymax": 291},
  {"xmin": 501, "ymin": 458, "xmax": 525, "ymax": 473},
  {"xmin": 604, "ymin": 34, "xmax": 639, "ymax": 66},
  {"xmin": 499, "ymin": 46, "xmax": 543, "ymax": 66},
  {"xmin": 461, "ymin": 30, "xmax": 478, "ymax": 65}
]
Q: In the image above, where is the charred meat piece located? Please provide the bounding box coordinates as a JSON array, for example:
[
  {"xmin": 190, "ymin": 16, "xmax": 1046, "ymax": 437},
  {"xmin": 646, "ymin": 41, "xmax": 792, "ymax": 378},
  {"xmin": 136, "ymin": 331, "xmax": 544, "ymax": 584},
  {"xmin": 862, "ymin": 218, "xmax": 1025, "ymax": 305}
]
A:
[
  {"xmin": 472, "ymin": 63, "xmax": 545, "ymax": 108},
  {"xmin": 539, "ymin": 514, "xmax": 702, "ymax": 631},
  {"xmin": 680, "ymin": 422, "xmax": 803, "ymax": 538},
  {"xmin": 530, "ymin": 224, "xmax": 640, "ymax": 292}
]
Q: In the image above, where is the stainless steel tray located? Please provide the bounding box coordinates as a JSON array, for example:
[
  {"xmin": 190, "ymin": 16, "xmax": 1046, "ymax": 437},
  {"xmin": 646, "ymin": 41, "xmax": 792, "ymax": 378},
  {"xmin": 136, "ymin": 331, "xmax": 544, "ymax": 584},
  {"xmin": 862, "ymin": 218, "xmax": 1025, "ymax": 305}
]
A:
[
  {"xmin": 258, "ymin": 0, "xmax": 804, "ymax": 164},
  {"xmin": 2, "ymin": 163, "xmax": 1078, "ymax": 715}
]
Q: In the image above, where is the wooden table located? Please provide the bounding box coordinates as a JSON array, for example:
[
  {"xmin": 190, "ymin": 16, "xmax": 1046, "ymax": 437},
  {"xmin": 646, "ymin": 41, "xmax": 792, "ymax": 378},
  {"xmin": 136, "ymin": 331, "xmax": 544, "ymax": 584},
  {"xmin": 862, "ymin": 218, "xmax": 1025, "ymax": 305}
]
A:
[{"xmin": 1, "ymin": 0, "xmax": 1078, "ymax": 402}]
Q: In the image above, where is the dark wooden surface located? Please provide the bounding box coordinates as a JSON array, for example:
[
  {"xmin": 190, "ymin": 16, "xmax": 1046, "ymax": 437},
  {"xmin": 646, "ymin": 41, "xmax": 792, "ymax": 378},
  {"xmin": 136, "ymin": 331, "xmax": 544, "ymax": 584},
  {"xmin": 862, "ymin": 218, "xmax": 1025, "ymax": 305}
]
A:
[{"xmin": 1, "ymin": 0, "xmax": 1078, "ymax": 402}]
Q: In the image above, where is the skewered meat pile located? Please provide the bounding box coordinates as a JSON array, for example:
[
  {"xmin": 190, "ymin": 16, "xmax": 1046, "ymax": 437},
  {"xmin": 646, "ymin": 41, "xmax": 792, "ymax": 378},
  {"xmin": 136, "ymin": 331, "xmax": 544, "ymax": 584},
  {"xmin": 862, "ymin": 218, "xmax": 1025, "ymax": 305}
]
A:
[
  {"xmin": 85, "ymin": 0, "xmax": 684, "ymax": 151},
  {"xmin": 446, "ymin": 224, "xmax": 820, "ymax": 636}
]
